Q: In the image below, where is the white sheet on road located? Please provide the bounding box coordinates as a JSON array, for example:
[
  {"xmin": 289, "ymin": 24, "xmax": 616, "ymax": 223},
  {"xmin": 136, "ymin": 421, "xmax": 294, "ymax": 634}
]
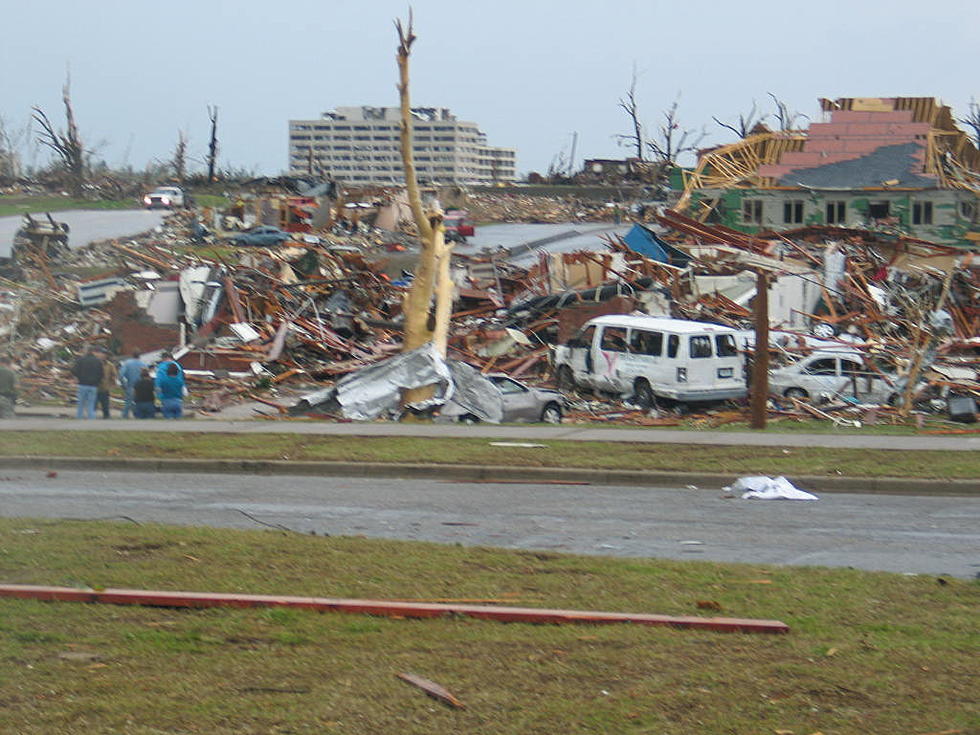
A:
[{"xmin": 727, "ymin": 475, "xmax": 819, "ymax": 501}]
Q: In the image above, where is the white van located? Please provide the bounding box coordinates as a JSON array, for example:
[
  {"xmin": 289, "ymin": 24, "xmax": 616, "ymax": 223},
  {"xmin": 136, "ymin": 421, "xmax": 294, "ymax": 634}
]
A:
[{"xmin": 552, "ymin": 315, "xmax": 747, "ymax": 407}]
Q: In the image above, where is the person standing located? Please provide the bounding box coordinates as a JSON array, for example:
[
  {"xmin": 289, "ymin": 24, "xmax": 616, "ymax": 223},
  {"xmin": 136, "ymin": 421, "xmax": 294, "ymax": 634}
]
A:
[
  {"xmin": 119, "ymin": 350, "xmax": 145, "ymax": 419},
  {"xmin": 155, "ymin": 351, "xmax": 184, "ymax": 384},
  {"xmin": 132, "ymin": 368, "xmax": 157, "ymax": 419},
  {"xmin": 71, "ymin": 347, "xmax": 103, "ymax": 420},
  {"xmin": 0, "ymin": 356, "xmax": 17, "ymax": 419},
  {"xmin": 96, "ymin": 349, "xmax": 118, "ymax": 419},
  {"xmin": 156, "ymin": 362, "xmax": 186, "ymax": 419}
]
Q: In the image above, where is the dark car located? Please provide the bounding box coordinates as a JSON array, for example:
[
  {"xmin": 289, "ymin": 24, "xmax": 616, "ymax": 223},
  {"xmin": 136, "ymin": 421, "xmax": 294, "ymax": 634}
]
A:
[{"xmin": 229, "ymin": 225, "xmax": 290, "ymax": 247}]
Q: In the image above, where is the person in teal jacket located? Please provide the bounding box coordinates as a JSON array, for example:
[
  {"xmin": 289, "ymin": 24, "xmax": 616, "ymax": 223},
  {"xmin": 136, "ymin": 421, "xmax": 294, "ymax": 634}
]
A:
[{"xmin": 156, "ymin": 362, "xmax": 186, "ymax": 419}]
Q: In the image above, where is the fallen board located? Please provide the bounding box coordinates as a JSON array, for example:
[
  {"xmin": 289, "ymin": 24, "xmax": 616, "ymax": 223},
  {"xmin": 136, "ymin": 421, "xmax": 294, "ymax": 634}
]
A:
[{"xmin": 0, "ymin": 584, "xmax": 789, "ymax": 634}]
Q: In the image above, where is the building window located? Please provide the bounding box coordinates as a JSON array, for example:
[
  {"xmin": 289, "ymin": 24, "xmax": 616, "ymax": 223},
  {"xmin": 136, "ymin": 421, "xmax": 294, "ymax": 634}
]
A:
[
  {"xmin": 826, "ymin": 200, "xmax": 846, "ymax": 224},
  {"xmin": 868, "ymin": 201, "xmax": 891, "ymax": 219},
  {"xmin": 912, "ymin": 201, "xmax": 933, "ymax": 225},
  {"xmin": 742, "ymin": 199, "xmax": 763, "ymax": 224},
  {"xmin": 783, "ymin": 200, "xmax": 803, "ymax": 224},
  {"xmin": 961, "ymin": 201, "xmax": 977, "ymax": 220}
]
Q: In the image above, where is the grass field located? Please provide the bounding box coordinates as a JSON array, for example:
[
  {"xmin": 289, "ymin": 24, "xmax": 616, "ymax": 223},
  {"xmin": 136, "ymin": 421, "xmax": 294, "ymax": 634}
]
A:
[
  {"xmin": 2, "ymin": 429, "xmax": 977, "ymax": 480},
  {"xmin": 0, "ymin": 196, "xmax": 138, "ymax": 217},
  {"xmin": 0, "ymin": 518, "xmax": 976, "ymax": 734}
]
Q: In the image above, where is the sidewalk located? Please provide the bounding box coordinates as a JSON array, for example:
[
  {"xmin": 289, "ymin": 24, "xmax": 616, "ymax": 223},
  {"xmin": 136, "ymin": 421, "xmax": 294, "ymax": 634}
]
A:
[{"xmin": 3, "ymin": 411, "xmax": 977, "ymax": 452}]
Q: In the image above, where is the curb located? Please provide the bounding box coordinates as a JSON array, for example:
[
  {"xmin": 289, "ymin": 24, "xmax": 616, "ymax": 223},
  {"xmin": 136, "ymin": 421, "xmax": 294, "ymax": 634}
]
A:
[{"xmin": 0, "ymin": 456, "xmax": 975, "ymax": 496}]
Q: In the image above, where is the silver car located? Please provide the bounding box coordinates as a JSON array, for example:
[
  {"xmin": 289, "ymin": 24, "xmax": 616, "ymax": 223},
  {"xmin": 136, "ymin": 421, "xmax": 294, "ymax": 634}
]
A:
[
  {"xmin": 486, "ymin": 373, "xmax": 564, "ymax": 423},
  {"xmin": 769, "ymin": 350, "xmax": 903, "ymax": 405}
]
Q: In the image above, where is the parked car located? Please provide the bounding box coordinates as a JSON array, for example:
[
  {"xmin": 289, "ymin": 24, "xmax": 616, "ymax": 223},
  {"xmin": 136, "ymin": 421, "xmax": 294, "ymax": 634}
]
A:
[
  {"xmin": 768, "ymin": 349, "xmax": 905, "ymax": 405},
  {"xmin": 552, "ymin": 315, "xmax": 747, "ymax": 408},
  {"xmin": 228, "ymin": 225, "xmax": 290, "ymax": 247},
  {"xmin": 143, "ymin": 186, "xmax": 185, "ymax": 209},
  {"xmin": 487, "ymin": 373, "xmax": 564, "ymax": 423},
  {"xmin": 448, "ymin": 374, "xmax": 563, "ymax": 424}
]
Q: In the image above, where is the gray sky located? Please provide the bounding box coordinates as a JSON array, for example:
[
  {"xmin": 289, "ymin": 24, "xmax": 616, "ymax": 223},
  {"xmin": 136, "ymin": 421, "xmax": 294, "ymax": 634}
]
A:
[{"xmin": 2, "ymin": 0, "xmax": 977, "ymax": 178}]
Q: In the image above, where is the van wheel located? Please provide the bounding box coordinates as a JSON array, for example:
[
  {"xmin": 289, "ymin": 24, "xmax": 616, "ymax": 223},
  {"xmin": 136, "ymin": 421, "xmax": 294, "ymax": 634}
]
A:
[
  {"xmin": 784, "ymin": 388, "xmax": 808, "ymax": 401},
  {"xmin": 541, "ymin": 402, "xmax": 562, "ymax": 424},
  {"xmin": 460, "ymin": 413, "xmax": 480, "ymax": 424},
  {"xmin": 634, "ymin": 380, "xmax": 656, "ymax": 409},
  {"xmin": 555, "ymin": 365, "xmax": 575, "ymax": 391}
]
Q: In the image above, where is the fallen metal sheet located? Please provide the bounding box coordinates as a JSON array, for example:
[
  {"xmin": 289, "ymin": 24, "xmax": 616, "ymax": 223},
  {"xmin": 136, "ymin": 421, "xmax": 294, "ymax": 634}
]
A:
[
  {"xmin": 293, "ymin": 343, "xmax": 452, "ymax": 420},
  {"xmin": 440, "ymin": 360, "xmax": 504, "ymax": 423},
  {"xmin": 0, "ymin": 584, "xmax": 790, "ymax": 634}
]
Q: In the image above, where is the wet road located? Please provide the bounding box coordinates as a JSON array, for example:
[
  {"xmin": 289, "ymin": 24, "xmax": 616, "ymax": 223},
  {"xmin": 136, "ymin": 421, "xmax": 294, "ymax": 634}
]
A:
[
  {"xmin": 1, "ymin": 469, "xmax": 977, "ymax": 578},
  {"xmin": 0, "ymin": 209, "xmax": 166, "ymax": 258}
]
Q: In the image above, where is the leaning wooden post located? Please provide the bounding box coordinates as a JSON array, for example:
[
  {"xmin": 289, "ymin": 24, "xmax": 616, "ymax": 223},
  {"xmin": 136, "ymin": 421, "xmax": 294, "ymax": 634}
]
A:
[{"xmin": 750, "ymin": 269, "xmax": 770, "ymax": 430}]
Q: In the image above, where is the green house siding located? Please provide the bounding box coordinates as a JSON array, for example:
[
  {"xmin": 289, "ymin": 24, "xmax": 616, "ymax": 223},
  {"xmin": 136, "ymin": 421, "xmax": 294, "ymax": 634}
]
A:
[{"xmin": 688, "ymin": 188, "xmax": 978, "ymax": 247}]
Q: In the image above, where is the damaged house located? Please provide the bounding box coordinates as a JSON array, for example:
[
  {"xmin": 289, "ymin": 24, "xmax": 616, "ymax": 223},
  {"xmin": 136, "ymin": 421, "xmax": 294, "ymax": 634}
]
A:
[{"xmin": 678, "ymin": 97, "xmax": 980, "ymax": 248}]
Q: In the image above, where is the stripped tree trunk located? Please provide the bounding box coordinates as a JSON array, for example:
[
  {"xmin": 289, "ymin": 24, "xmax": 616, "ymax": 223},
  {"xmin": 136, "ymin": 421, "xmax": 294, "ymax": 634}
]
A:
[{"xmin": 396, "ymin": 12, "xmax": 453, "ymax": 409}]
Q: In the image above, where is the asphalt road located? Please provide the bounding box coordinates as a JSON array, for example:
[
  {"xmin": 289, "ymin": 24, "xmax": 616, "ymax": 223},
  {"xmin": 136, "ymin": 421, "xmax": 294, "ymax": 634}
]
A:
[
  {"xmin": 2, "ymin": 469, "xmax": 977, "ymax": 578},
  {"xmin": 0, "ymin": 209, "xmax": 165, "ymax": 258}
]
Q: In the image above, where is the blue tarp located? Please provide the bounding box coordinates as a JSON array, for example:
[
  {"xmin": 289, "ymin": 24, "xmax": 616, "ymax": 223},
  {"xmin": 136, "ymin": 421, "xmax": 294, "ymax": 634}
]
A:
[{"xmin": 622, "ymin": 224, "xmax": 692, "ymax": 266}]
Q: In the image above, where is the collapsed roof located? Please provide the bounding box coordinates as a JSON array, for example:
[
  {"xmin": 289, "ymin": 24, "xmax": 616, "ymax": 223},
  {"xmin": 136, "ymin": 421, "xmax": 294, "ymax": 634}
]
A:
[{"xmin": 678, "ymin": 97, "xmax": 980, "ymax": 210}]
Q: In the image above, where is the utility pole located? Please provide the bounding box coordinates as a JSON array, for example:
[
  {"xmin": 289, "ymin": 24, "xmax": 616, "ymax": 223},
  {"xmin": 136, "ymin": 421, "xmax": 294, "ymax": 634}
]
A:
[
  {"xmin": 206, "ymin": 105, "xmax": 219, "ymax": 182},
  {"xmin": 750, "ymin": 269, "xmax": 770, "ymax": 430},
  {"xmin": 568, "ymin": 131, "xmax": 578, "ymax": 179}
]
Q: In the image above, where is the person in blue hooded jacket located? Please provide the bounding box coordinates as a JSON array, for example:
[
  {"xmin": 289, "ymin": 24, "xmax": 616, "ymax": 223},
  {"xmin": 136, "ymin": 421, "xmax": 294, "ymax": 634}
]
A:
[{"xmin": 156, "ymin": 362, "xmax": 186, "ymax": 419}]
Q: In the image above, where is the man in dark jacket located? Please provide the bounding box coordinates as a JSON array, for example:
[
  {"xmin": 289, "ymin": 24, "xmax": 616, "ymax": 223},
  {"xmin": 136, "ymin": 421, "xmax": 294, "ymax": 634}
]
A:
[{"xmin": 72, "ymin": 347, "xmax": 103, "ymax": 419}]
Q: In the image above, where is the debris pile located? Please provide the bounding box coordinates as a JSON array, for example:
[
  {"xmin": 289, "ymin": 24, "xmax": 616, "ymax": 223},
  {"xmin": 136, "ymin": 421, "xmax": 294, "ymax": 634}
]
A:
[{"xmin": 1, "ymin": 188, "xmax": 976, "ymax": 427}]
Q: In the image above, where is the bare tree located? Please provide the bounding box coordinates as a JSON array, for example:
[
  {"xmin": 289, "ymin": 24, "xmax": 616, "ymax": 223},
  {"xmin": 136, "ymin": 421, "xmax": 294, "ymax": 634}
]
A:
[
  {"xmin": 713, "ymin": 100, "xmax": 767, "ymax": 139},
  {"xmin": 206, "ymin": 105, "xmax": 219, "ymax": 182},
  {"xmin": 32, "ymin": 76, "xmax": 86, "ymax": 197},
  {"xmin": 0, "ymin": 115, "xmax": 21, "ymax": 178},
  {"xmin": 646, "ymin": 96, "xmax": 706, "ymax": 165},
  {"xmin": 768, "ymin": 92, "xmax": 808, "ymax": 131},
  {"xmin": 958, "ymin": 98, "xmax": 980, "ymax": 149},
  {"xmin": 615, "ymin": 64, "xmax": 645, "ymax": 161},
  {"xmin": 171, "ymin": 130, "xmax": 188, "ymax": 182}
]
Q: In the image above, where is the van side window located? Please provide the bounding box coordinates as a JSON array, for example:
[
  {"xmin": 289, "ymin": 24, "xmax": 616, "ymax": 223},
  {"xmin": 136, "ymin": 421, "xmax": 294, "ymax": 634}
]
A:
[
  {"xmin": 630, "ymin": 330, "xmax": 662, "ymax": 356},
  {"xmin": 690, "ymin": 335, "xmax": 712, "ymax": 358},
  {"xmin": 667, "ymin": 334, "xmax": 680, "ymax": 358},
  {"xmin": 804, "ymin": 358, "xmax": 838, "ymax": 376},
  {"xmin": 715, "ymin": 334, "xmax": 738, "ymax": 357},
  {"xmin": 600, "ymin": 327, "xmax": 628, "ymax": 352}
]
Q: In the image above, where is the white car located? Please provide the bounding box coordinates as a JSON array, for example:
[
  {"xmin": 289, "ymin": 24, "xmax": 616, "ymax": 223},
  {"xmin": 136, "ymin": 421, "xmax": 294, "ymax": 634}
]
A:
[
  {"xmin": 769, "ymin": 349, "xmax": 904, "ymax": 405},
  {"xmin": 144, "ymin": 186, "xmax": 185, "ymax": 209}
]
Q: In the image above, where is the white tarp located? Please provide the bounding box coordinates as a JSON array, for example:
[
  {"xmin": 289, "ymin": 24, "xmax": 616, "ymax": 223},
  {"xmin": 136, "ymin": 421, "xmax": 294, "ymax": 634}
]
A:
[{"xmin": 726, "ymin": 475, "xmax": 819, "ymax": 501}]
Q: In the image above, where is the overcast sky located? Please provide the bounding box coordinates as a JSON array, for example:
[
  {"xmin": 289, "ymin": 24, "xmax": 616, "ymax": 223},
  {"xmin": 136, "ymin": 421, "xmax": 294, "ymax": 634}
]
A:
[{"xmin": 2, "ymin": 0, "xmax": 977, "ymax": 179}]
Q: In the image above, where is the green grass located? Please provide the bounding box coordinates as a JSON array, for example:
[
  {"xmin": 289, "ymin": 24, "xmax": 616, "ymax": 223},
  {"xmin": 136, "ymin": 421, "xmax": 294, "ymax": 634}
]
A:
[
  {"xmin": 1, "ymin": 430, "xmax": 977, "ymax": 479},
  {"xmin": 191, "ymin": 193, "xmax": 230, "ymax": 209},
  {"xmin": 0, "ymin": 196, "xmax": 138, "ymax": 217},
  {"xmin": 0, "ymin": 518, "xmax": 976, "ymax": 734}
]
